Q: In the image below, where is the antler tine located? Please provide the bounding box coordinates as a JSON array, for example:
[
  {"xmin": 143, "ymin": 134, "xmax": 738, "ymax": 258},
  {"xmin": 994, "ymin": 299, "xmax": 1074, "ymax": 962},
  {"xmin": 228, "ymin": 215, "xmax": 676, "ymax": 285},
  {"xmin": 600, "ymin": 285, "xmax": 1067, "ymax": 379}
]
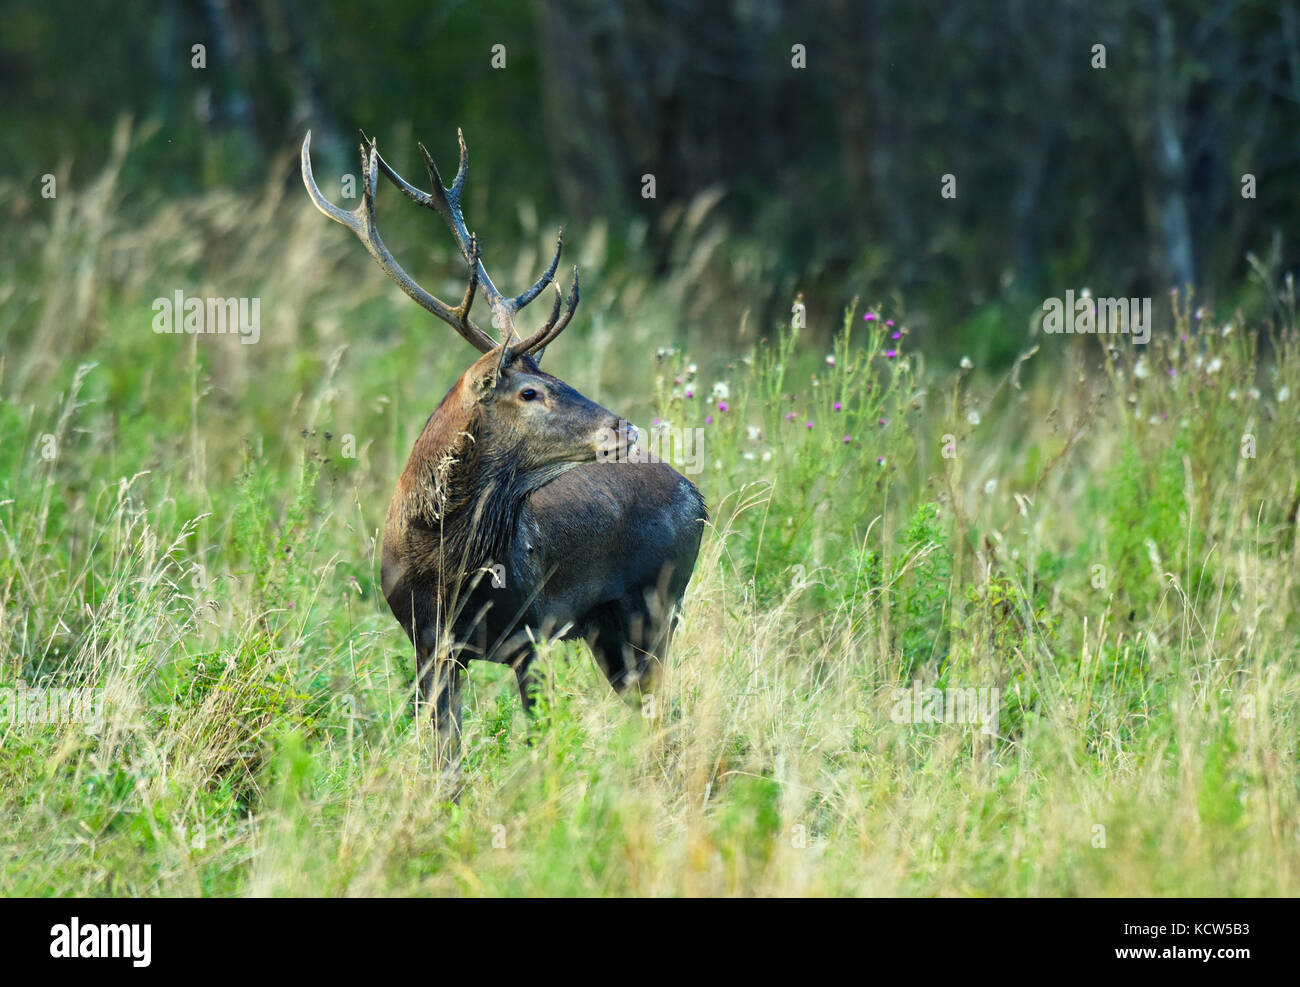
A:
[
  {"xmin": 456, "ymin": 234, "xmax": 481, "ymax": 333},
  {"xmin": 508, "ymin": 230, "xmax": 564, "ymax": 314},
  {"xmin": 516, "ymin": 266, "xmax": 580, "ymax": 359},
  {"xmin": 301, "ymin": 131, "xmax": 496, "ymax": 353}
]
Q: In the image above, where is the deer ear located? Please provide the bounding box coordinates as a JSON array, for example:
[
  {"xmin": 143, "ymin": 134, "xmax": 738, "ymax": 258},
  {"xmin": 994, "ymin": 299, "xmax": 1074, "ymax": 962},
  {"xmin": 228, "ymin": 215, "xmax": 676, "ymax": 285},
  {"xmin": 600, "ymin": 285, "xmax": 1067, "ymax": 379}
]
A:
[{"xmin": 470, "ymin": 347, "xmax": 509, "ymax": 401}]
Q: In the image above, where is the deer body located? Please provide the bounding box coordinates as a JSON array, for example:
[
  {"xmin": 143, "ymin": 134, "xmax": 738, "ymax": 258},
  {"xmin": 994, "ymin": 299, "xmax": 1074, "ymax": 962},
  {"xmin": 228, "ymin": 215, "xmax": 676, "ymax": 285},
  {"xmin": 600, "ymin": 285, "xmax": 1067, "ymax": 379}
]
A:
[{"xmin": 302, "ymin": 130, "xmax": 705, "ymax": 750}]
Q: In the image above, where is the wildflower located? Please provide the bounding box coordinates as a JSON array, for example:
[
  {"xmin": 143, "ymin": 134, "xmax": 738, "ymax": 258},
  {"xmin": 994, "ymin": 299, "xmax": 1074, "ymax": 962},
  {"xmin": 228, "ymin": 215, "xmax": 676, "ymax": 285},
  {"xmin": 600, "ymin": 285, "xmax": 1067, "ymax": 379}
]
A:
[
  {"xmin": 878, "ymin": 418, "xmax": 887, "ymax": 426},
  {"xmin": 687, "ymin": 363, "xmax": 697, "ymax": 375},
  {"xmin": 705, "ymin": 416, "xmax": 713, "ymax": 424},
  {"xmin": 1248, "ymin": 387, "xmax": 1261, "ymax": 400},
  {"xmin": 1221, "ymin": 324, "xmax": 1233, "ymax": 337},
  {"xmin": 843, "ymin": 435, "xmax": 851, "ymax": 444},
  {"xmin": 891, "ymin": 331, "xmax": 901, "ymax": 340},
  {"xmin": 1134, "ymin": 359, "xmax": 1150, "ymax": 380},
  {"xmin": 806, "ymin": 421, "xmax": 814, "ymax": 429},
  {"xmin": 886, "ymin": 319, "xmax": 895, "ymax": 327},
  {"xmin": 876, "ymin": 456, "xmax": 886, "ymax": 466},
  {"xmin": 1279, "ymin": 386, "xmax": 1291, "ymax": 403},
  {"xmin": 885, "ymin": 349, "xmax": 898, "ymax": 359},
  {"xmin": 833, "ymin": 401, "xmax": 842, "ymax": 411},
  {"xmin": 825, "ymin": 354, "xmax": 836, "ymax": 366},
  {"xmin": 984, "ymin": 479, "xmax": 997, "ymax": 495},
  {"xmin": 718, "ymin": 402, "xmax": 728, "ymax": 412},
  {"xmin": 746, "ymin": 426, "xmax": 762, "ymax": 441},
  {"xmin": 967, "ymin": 410, "xmax": 981, "ymax": 426},
  {"xmin": 960, "ymin": 356, "xmax": 973, "ymax": 370},
  {"xmin": 1207, "ymin": 358, "xmax": 1222, "ymax": 374},
  {"xmin": 685, "ymin": 389, "xmax": 694, "ymax": 399},
  {"xmin": 864, "ymin": 312, "xmax": 876, "ymax": 321},
  {"xmin": 712, "ymin": 381, "xmax": 730, "ymax": 401},
  {"xmin": 785, "ymin": 412, "xmax": 796, "ymax": 421},
  {"xmin": 761, "ymin": 450, "xmax": 772, "ymax": 462}
]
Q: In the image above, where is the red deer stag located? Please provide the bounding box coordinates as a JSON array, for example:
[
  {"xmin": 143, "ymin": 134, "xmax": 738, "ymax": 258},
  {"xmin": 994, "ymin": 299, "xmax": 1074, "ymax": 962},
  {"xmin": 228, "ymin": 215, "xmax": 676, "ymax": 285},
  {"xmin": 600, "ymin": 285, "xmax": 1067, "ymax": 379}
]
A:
[{"xmin": 301, "ymin": 130, "xmax": 706, "ymax": 751}]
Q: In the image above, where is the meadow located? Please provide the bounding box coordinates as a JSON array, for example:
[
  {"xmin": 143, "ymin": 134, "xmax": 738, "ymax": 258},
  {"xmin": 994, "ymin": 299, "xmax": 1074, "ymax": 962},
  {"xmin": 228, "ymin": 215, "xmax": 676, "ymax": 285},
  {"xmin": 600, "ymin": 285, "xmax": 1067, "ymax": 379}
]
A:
[{"xmin": 2, "ymin": 130, "xmax": 1297, "ymax": 897}]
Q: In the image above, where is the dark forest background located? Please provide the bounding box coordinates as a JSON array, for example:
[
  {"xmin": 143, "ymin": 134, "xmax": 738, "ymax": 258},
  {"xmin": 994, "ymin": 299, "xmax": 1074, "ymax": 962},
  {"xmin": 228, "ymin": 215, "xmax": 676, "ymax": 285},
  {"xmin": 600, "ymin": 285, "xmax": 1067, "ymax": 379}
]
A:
[{"xmin": 4, "ymin": 0, "xmax": 1299, "ymax": 362}]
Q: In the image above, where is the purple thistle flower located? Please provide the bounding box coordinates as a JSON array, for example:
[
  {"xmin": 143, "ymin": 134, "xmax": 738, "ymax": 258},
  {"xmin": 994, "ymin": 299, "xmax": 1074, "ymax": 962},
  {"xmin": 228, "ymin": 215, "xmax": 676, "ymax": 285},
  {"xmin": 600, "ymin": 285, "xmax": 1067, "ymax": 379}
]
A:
[
  {"xmin": 718, "ymin": 401, "xmax": 728, "ymax": 412},
  {"xmin": 842, "ymin": 435, "xmax": 851, "ymax": 444},
  {"xmin": 864, "ymin": 312, "xmax": 876, "ymax": 321},
  {"xmin": 833, "ymin": 401, "xmax": 842, "ymax": 411},
  {"xmin": 806, "ymin": 421, "xmax": 814, "ymax": 429},
  {"xmin": 705, "ymin": 415, "xmax": 713, "ymax": 424},
  {"xmin": 885, "ymin": 349, "xmax": 898, "ymax": 359}
]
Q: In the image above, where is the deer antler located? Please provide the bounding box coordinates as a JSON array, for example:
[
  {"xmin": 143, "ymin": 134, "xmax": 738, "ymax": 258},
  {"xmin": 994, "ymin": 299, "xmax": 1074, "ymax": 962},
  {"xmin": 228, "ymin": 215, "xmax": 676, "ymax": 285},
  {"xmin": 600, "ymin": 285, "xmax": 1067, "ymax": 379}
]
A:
[
  {"xmin": 301, "ymin": 130, "xmax": 496, "ymax": 353},
  {"xmin": 302, "ymin": 129, "xmax": 582, "ymax": 359},
  {"xmin": 367, "ymin": 129, "xmax": 578, "ymax": 350}
]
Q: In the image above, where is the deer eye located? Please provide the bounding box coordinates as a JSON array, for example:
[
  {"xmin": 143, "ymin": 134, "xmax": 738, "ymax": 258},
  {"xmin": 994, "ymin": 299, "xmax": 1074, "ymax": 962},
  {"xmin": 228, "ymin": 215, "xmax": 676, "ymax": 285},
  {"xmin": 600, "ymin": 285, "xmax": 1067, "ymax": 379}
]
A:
[{"xmin": 519, "ymin": 388, "xmax": 539, "ymax": 402}]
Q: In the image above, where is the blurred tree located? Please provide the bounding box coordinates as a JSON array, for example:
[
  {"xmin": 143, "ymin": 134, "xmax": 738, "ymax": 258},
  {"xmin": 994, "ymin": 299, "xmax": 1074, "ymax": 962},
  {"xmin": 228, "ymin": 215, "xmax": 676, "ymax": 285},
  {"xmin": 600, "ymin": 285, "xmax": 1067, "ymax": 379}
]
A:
[{"xmin": 5, "ymin": 0, "xmax": 1300, "ymax": 356}]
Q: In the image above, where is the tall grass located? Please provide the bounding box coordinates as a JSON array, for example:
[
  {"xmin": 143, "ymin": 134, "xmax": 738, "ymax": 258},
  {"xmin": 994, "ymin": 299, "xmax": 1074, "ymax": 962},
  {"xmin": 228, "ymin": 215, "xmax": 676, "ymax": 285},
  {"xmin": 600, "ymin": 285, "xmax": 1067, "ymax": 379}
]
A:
[{"xmin": 1, "ymin": 133, "xmax": 1296, "ymax": 896}]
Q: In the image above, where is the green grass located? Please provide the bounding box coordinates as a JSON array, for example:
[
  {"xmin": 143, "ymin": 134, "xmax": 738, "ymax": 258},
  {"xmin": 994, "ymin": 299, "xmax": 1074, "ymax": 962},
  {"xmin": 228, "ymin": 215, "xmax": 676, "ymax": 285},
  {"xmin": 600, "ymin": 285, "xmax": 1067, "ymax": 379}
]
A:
[{"xmin": 1, "ymin": 136, "xmax": 1297, "ymax": 897}]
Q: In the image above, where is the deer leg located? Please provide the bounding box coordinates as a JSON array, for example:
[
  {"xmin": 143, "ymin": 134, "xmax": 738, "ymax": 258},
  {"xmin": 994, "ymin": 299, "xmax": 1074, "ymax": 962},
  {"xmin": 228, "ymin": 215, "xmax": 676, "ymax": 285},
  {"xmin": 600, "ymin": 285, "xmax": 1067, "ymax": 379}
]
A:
[
  {"xmin": 511, "ymin": 645, "xmax": 547, "ymax": 716},
  {"xmin": 417, "ymin": 653, "xmax": 466, "ymax": 762},
  {"xmin": 587, "ymin": 602, "xmax": 655, "ymax": 698}
]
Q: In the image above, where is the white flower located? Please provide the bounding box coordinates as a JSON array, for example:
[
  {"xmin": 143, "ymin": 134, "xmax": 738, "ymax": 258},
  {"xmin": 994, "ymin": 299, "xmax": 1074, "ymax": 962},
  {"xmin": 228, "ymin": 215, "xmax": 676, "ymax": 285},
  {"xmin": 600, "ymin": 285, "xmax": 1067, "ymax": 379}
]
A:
[
  {"xmin": 711, "ymin": 381, "xmax": 730, "ymax": 401},
  {"xmin": 967, "ymin": 409, "xmax": 981, "ymax": 426},
  {"xmin": 1228, "ymin": 389, "xmax": 1238, "ymax": 400},
  {"xmin": 1134, "ymin": 359, "xmax": 1150, "ymax": 380},
  {"xmin": 1278, "ymin": 386, "xmax": 1290, "ymax": 403},
  {"xmin": 825, "ymin": 354, "xmax": 836, "ymax": 366},
  {"xmin": 984, "ymin": 479, "xmax": 997, "ymax": 495},
  {"xmin": 742, "ymin": 451, "xmax": 755, "ymax": 461},
  {"xmin": 960, "ymin": 356, "xmax": 973, "ymax": 370},
  {"xmin": 1249, "ymin": 388, "xmax": 1261, "ymax": 401},
  {"xmin": 746, "ymin": 426, "xmax": 762, "ymax": 441},
  {"xmin": 1221, "ymin": 324, "xmax": 1233, "ymax": 337},
  {"xmin": 687, "ymin": 363, "xmax": 698, "ymax": 375},
  {"xmin": 761, "ymin": 450, "xmax": 772, "ymax": 462},
  {"xmin": 1207, "ymin": 358, "xmax": 1222, "ymax": 374}
]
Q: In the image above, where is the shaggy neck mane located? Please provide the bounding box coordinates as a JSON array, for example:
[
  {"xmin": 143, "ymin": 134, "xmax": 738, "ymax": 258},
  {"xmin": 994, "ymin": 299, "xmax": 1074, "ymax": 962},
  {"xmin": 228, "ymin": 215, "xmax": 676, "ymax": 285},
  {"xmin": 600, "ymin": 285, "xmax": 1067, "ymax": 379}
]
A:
[{"xmin": 398, "ymin": 394, "xmax": 570, "ymax": 601}]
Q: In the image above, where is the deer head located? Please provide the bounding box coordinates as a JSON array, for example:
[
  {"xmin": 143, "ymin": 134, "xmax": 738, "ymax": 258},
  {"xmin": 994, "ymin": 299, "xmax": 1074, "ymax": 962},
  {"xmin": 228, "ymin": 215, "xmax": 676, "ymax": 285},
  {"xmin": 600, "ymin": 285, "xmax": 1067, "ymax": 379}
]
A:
[{"xmin": 300, "ymin": 129, "xmax": 637, "ymax": 480}]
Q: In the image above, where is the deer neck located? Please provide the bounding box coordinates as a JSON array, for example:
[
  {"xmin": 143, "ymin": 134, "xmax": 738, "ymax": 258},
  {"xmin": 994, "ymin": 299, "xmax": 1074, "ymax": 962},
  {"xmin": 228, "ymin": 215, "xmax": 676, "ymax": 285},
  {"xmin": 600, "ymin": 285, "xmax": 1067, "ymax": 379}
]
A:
[{"xmin": 400, "ymin": 410, "xmax": 576, "ymax": 590}]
